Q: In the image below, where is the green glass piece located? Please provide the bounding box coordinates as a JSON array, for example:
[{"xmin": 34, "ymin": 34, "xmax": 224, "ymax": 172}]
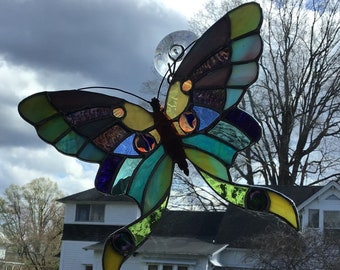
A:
[
  {"xmin": 78, "ymin": 143, "xmax": 106, "ymax": 162},
  {"xmin": 231, "ymin": 35, "xmax": 262, "ymax": 62},
  {"xmin": 200, "ymin": 170, "xmax": 248, "ymax": 207},
  {"xmin": 128, "ymin": 146, "xmax": 165, "ymax": 206},
  {"xmin": 19, "ymin": 93, "xmax": 57, "ymax": 123},
  {"xmin": 185, "ymin": 148, "xmax": 228, "ymax": 180},
  {"xmin": 37, "ymin": 116, "xmax": 69, "ymax": 142},
  {"xmin": 225, "ymin": 88, "xmax": 243, "ymax": 110},
  {"xmin": 128, "ymin": 196, "xmax": 169, "ymax": 245},
  {"xmin": 143, "ymin": 155, "xmax": 173, "ymax": 213},
  {"xmin": 228, "ymin": 62, "xmax": 258, "ymax": 87},
  {"xmin": 208, "ymin": 121, "xmax": 251, "ymax": 150},
  {"xmin": 55, "ymin": 131, "xmax": 87, "ymax": 154},
  {"xmin": 183, "ymin": 134, "xmax": 236, "ymax": 165},
  {"xmin": 229, "ymin": 3, "xmax": 262, "ymax": 39}
]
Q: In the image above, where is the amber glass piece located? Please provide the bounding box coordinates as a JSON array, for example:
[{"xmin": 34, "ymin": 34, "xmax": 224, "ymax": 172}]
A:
[
  {"xmin": 179, "ymin": 111, "xmax": 197, "ymax": 133},
  {"xmin": 182, "ymin": 80, "xmax": 192, "ymax": 92},
  {"xmin": 112, "ymin": 107, "xmax": 125, "ymax": 118}
]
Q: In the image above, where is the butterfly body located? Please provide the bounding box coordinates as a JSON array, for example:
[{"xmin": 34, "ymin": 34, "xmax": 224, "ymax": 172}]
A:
[{"xmin": 151, "ymin": 98, "xmax": 189, "ymax": 175}]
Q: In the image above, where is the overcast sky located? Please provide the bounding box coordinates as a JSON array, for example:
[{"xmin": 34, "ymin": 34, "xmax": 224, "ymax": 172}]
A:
[{"xmin": 0, "ymin": 0, "xmax": 208, "ymax": 195}]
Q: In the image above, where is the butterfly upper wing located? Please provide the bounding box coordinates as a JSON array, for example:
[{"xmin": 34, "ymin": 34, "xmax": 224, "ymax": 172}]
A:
[
  {"xmin": 163, "ymin": 3, "xmax": 299, "ymax": 230},
  {"xmin": 18, "ymin": 90, "xmax": 156, "ymax": 162},
  {"xmin": 165, "ymin": 2, "xmax": 263, "ymax": 121}
]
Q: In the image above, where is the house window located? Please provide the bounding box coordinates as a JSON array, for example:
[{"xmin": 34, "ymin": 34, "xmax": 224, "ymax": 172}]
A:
[
  {"xmin": 85, "ymin": 265, "xmax": 93, "ymax": 270},
  {"xmin": 308, "ymin": 209, "xmax": 319, "ymax": 228},
  {"xmin": 324, "ymin": 210, "xmax": 340, "ymax": 237},
  {"xmin": 147, "ymin": 265, "xmax": 188, "ymax": 270},
  {"xmin": 75, "ymin": 204, "xmax": 105, "ymax": 222}
]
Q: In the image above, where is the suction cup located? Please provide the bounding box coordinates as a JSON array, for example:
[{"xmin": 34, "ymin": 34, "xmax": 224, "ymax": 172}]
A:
[{"xmin": 154, "ymin": 30, "xmax": 197, "ymax": 76}]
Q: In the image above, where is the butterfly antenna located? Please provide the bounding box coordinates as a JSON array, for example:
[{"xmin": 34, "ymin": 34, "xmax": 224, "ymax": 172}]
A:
[
  {"xmin": 156, "ymin": 38, "xmax": 197, "ymax": 100},
  {"xmin": 77, "ymin": 86, "xmax": 151, "ymax": 104}
]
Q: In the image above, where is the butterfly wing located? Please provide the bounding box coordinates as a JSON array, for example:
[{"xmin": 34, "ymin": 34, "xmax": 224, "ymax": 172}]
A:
[
  {"xmin": 19, "ymin": 90, "xmax": 175, "ymax": 267},
  {"xmin": 164, "ymin": 2, "xmax": 262, "ymax": 121},
  {"xmin": 18, "ymin": 90, "xmax": 155, "ymax": 162},
  {"xmin": 163, "ymin": 3, "xmax": 299, "ymax": 229}
]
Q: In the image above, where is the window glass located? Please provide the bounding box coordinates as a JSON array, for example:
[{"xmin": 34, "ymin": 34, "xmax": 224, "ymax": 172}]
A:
[
  {"xmin": 75, "ymin": 204, "xmax": 105, "ymax": 222},
  {"xmin": 91, "ymin": 204, "xmax": 105, "ymax": 222},
  {"xmin": 308, "ymin": 209, "xmax": 319, "ymax": 228},
  {"xmin": 324, "ymin": 211, "xmax": 340, "ymax": 228},
  {"xmin": 76, "ymin": 204, "xmax": 90, "ymax": 221},
  {"xmin": 85, "ymin": 265, "xmax": 93, "ymax": 270},
  {"xmin": 148, "ymin": 265, "xmax": 158, "ymax": 270},
  {"xmin": 178, "ymin": 266, "xmax": 188, "ymax": 270},
  {"xmin": 163, "ymin": 266, "xmax": 172, "ymax": 270}
]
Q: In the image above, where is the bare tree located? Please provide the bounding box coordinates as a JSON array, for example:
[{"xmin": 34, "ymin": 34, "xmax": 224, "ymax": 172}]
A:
[
  {"xmin": 247, "ymin": 227, "xmax": 340, "ymax": 269},
  {"xmin": 0, "ymin": 178, "xmax": 64, "ymax": 270},
  {"xmin": 190, "ymin": 0, "xmax": 340, "ymax": 186}
]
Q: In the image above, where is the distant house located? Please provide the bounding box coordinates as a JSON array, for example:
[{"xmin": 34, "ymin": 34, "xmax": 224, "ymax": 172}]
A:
[{"xmin": 58, "ymin": 181, "xmax": 340, "ymax": 270}]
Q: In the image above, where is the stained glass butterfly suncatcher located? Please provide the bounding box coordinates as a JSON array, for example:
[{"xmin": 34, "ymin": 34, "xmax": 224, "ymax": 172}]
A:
[{"xmin": 18, "ymin": 3, "xmax": 299, "ymax": 270}]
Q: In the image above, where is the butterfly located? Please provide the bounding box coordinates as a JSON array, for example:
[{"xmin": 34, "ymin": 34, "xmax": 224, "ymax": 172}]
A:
[{"xmin": 18, "ymin": 3, "xmax": 299, "ymax": 270}]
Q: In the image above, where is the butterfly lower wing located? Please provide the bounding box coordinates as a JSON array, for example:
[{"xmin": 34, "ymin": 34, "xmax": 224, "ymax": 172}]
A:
[
  {"xmin": 103, "ymin": 195, "xmax": 169, "ymax": 270},
  {"xmin": 183, "ymin": 109, "xmax": 299, "ymax": 230},
  {"xmin": 101, "ymin": 148, "xmax": 173, "ymax": 269},
  {"xmin": 199, "ymin": 171, "xmax": 300, "ymax": 230}
]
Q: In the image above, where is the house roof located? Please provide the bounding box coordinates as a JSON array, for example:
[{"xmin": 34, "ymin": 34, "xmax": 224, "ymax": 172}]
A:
[
  {"xmin": 268, "ymin": 185, "xmax": 323, "ymax": 205},
  {"xmin": 58, "ymin": 188, "xmax": 134, "ymax": 203},
  {"xmin": 138, "ymin": 236, "xmax": 226, "ymax": 256},
  {"xmin": 297, "ymin": 181, "xmax": 340, "ymax": 209}
]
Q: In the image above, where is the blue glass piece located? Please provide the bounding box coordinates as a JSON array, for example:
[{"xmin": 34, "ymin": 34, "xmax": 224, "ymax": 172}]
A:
[
  {"xmin": 225, "ymin": 108, "xmax": 262, "ymax": 142},
  {"xmin": 95, "ymin": 155, "xmax": 123, "ymax": 194},
  {"xmin": 193, "ymin": 106, "xmax": 219, "ymax": 130},
  {"xmin": 114, "ymin": 135, "xmax": 139, "ymax": 156}
]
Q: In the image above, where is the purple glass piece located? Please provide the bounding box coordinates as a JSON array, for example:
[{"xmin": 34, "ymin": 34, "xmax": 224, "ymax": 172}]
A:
[
  {"xmin": 225, "ymin": 108, "xmax": 261, "ymax": 142},
  {"xmin": 95, "ymin": 155, "xmax": 123, "ymax": 194}
]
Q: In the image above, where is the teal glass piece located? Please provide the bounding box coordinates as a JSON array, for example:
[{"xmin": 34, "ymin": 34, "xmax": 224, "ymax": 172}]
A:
[
  {"xmin": 143, "ymin": 155, "xmax": 173, "ymax": 213},
  {"xmin": 55, "ymin": 131, "xmax": 87, "ymax": 154},
  {"xmin": 227, "ymin": 62, "xmax": 258, "ymax": 86},
  {"xmin": 113, "ymin": 158, "xmax": 142, "ymax": 193},
  {"xmin": 193, "ymin": 106, "xmax": 219, "ymax": 130},
  {"xmin": 114, "ymin": 134, "xmax": 139, "ymax": 156},
  {"xmin": 183, "ymin": 134, "xmax": 236, "ymax": 165},
  {"xmin": 208, "ymin": 121, "xmax": 251, "ymax": 150},
  {"xmin": 127, "ymin": 146, "xmax": 165, "ymax": 207},
  {"xmin": 78, "ymin": 143, "xmax": 106, "ymax": 162},
  {"xmin": 225, "ymin": 88, "xmax": 243, "ymax": 110},
  {"xmin": 231, "ymin": 35, "xmax": 262, "ymax": 62}
]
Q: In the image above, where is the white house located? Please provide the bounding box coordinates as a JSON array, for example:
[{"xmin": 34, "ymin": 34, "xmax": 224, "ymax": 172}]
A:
[{"xmin": 58, "ymin": 181, "xmax": 340, "ymax": 270}]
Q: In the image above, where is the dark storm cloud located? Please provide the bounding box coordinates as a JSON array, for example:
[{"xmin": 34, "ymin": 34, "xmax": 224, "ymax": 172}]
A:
[
  {"xmin": 0, "ymin": 0, "xmax": 187, "ymax": 89},
  {"xmin": 0, "ymin": 0, "xmax": 188, "ymax": 148}
]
